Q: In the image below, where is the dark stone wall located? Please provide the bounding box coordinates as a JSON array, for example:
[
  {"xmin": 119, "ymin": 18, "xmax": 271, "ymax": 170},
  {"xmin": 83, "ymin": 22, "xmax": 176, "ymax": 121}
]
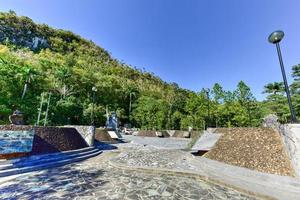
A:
[{"xmin": 31, "ymin": 127, "xmax": 88, "ymax": 155}]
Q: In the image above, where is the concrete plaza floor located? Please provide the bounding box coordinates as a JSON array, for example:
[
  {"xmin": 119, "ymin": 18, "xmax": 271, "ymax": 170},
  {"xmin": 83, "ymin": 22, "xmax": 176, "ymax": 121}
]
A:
[{"xmin": 0, "ymin": 136, "xmax": 259, "ymax": 200}]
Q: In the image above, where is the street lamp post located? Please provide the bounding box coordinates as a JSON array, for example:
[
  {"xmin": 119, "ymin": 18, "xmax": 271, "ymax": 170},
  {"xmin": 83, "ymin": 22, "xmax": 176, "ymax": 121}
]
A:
[
  {"xmin": 268, "ymin": 30, "xmax": 297, "ymax": 123},
  {"xmin": 92, "ymin": 86, "xmax": 97, "ymax": 126}
]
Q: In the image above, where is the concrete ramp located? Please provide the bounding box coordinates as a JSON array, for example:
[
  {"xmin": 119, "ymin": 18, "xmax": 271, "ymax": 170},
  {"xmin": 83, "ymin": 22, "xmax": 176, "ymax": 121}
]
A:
[
  {"xmin": 192, "ymin": 132, "xmax": 221, "ymax": 151},
  {"xmin": 108, "ymin": 131, "xmax": 122, "ymax": 139}
]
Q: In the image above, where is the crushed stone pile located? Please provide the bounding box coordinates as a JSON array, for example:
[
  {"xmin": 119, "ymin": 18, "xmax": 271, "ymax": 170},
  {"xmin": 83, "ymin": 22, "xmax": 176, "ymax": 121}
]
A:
[{"xmin": 205, "ymin": 127, "xmax": 295, "ymax": 176}]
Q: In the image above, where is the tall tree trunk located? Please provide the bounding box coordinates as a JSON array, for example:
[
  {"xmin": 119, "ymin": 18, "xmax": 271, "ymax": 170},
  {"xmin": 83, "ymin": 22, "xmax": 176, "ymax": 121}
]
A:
[
  {"xmin": 21, "ymin": 78, "xmax": 29, "ymax": 99},
  {"xmin": 44, "ymin": 93, "xmax": 52, "ymax": 126}
]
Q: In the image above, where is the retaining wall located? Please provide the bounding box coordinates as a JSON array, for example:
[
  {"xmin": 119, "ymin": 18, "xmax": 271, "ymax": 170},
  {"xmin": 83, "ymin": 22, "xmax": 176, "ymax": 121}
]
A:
[
  {"xmin": 64, "ymin": 125, "xmax": 95, "ymax": 146},
  {"xmin": 0, "ymin": 125, "xmax": 89, "ymax": 157},
  {"xmin": 31, "ymin": 127, "xmax": 88, "ymax": 155}
]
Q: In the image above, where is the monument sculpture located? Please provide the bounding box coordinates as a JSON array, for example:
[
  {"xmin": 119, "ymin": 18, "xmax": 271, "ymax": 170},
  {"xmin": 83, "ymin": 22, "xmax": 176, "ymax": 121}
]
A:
[{"xmin": 106, "ymin": 112, "xmax": 119, "ymax": 131}]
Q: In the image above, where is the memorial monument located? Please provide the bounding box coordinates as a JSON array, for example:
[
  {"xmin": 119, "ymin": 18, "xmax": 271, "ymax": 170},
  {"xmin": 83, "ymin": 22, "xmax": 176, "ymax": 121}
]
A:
[{"xmin": 106, "ymin": 112, "xmax": 119, "ymax": 131}]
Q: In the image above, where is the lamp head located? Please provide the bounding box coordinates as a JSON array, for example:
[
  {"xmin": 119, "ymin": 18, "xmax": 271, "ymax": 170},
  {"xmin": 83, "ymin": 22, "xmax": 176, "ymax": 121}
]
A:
[{"xmin": 268, "ymin": 31, "xmax": 284, "ymax": 44}]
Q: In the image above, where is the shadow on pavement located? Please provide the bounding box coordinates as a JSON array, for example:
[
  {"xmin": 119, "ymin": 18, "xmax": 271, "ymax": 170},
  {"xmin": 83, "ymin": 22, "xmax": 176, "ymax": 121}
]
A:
[{"xmin": 0, "ymin": 164, "xmax": 106, "ymax": 200}]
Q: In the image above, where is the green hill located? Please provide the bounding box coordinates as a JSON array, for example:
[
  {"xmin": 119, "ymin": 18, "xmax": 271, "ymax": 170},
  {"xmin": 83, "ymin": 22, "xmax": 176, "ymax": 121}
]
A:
[
  {"xmin": 0, "ymin": 11, "xmax": 271, "ymax": 129},
  {"xmin": 0, "ymin": 11, "xmax": 192, "ymax": 128}
]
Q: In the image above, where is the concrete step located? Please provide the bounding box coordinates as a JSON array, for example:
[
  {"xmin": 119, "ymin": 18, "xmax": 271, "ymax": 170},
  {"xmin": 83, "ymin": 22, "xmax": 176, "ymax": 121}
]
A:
[
  {"xmin": 0, "ymin": 148, "xmax": 99, "ymax": 170},
  {"xmin": 0, "ymin": 148, "xmax": 102, "ymax": 177},
  {"xmin": 0, "ymin": 146, "xmax": 96, "ymax": 165}
]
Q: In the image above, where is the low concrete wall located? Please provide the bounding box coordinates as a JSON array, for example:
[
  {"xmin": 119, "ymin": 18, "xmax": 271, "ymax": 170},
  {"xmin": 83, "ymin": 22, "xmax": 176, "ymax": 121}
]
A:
[
  {"xmin": 168, "ymin": 130, "xmax": 191, "ymax": 138},
  {"xmin": 64, "ymin": 125, "xmax": 95, "ymax": 146},
  {"xmin": 137, "ymin": 130, "xmax": 170, "ymax": 137},
  {"xmin": 192, "ymin": 156, "xmax": 300, "ymax": 200},
  {"xmin": 278, "ymin": 124, "xmax": 300, "ymax": 177}
]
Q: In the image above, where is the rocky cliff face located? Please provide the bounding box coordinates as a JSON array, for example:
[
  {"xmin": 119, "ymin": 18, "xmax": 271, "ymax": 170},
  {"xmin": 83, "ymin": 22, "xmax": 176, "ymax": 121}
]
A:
[
  {"xmin": 0, "ymin": 11, "xmax": 49, "ymax": 50},
  {"xmin": 0, "ymin": 10, "xmax": 108, "ymax": 57}
]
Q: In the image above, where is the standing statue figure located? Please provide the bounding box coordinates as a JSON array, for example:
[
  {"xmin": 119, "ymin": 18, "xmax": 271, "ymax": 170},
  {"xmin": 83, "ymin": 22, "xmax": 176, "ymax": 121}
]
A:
[
  {"xmin": 106, "ymin": 112, "xmax": 119, "ymax": 131},
  {"xmin": 9, "ymin": 110, "xmax": 24, "ymax": 125}
]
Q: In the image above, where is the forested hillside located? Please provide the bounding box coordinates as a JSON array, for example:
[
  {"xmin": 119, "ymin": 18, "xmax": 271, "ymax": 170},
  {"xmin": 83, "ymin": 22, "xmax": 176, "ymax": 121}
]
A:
[{"xmin": 0, "ymin": 11, "xmax": 298, "ymax": 129}]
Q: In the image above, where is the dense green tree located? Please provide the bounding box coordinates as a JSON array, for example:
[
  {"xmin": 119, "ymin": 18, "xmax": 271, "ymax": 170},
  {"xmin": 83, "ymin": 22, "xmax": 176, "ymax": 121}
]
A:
[
  {"xmin": 263, "ymin": 82, "xmax": 284, "ymax": 95},
  {"xmin": 262, "ymin": 65, "xmax": 300, "ymax": 123}
]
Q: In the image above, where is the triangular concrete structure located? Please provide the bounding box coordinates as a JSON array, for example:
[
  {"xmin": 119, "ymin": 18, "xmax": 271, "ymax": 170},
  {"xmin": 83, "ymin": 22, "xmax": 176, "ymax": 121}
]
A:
[{"xmin": 192, "ymin": 131, "xmax": 221, "ymax": 151}]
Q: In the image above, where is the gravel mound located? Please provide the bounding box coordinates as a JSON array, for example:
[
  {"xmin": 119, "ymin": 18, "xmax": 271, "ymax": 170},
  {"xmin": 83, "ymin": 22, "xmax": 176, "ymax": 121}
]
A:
[{"xmin": 205, "ymin": 127, "xmax": 295, "ymax": 176}]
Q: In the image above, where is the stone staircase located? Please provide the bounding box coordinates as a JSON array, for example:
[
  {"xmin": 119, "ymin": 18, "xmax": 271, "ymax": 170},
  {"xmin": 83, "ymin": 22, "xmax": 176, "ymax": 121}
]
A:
[{"xmin": 0, "ymin": 147, "xmax": 102, "ymax": 177}]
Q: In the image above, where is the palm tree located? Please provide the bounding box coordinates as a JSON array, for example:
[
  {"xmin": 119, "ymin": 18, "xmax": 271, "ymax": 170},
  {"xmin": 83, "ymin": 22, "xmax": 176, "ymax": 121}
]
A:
[
  {"xmin": 21, "ymin": 67, "xmax": 35, "ymax": 99},
  {"xmin": 54, "ymin": 67, "xmax": 72, "ymax": 99}
]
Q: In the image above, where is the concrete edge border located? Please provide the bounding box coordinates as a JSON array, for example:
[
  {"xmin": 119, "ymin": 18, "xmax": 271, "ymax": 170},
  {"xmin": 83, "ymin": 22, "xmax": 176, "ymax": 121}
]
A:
[{"xmin": 189, "ymin": 156, "xmax": 300, "ymax": 200}]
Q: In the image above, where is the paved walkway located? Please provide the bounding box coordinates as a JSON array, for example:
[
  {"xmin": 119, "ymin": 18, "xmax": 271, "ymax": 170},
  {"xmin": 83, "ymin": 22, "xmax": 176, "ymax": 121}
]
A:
[
  {"xmin": 121, "ymin": 135, "xmax": 190, "ymax": 150},
  {"xmin": 0, "ymin": 144, "xmax": 257, "ymax": 200},
  {"xmin": 113, "ymin": 143, "xmax": 300, "ymax": 200}
]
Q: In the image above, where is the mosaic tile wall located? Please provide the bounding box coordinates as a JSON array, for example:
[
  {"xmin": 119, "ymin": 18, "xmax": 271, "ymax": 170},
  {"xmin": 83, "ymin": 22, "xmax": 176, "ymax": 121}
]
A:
[{"xmin": 0, "ymin": 130, "xmax": 34, "ymax": 154}]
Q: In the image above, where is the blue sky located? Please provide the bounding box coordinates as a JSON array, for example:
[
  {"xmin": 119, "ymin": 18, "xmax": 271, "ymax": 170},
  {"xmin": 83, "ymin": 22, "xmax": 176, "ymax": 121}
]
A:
[{"xmin": 1, "ymin": 0, "xmax": 300, "ymax": 100}]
